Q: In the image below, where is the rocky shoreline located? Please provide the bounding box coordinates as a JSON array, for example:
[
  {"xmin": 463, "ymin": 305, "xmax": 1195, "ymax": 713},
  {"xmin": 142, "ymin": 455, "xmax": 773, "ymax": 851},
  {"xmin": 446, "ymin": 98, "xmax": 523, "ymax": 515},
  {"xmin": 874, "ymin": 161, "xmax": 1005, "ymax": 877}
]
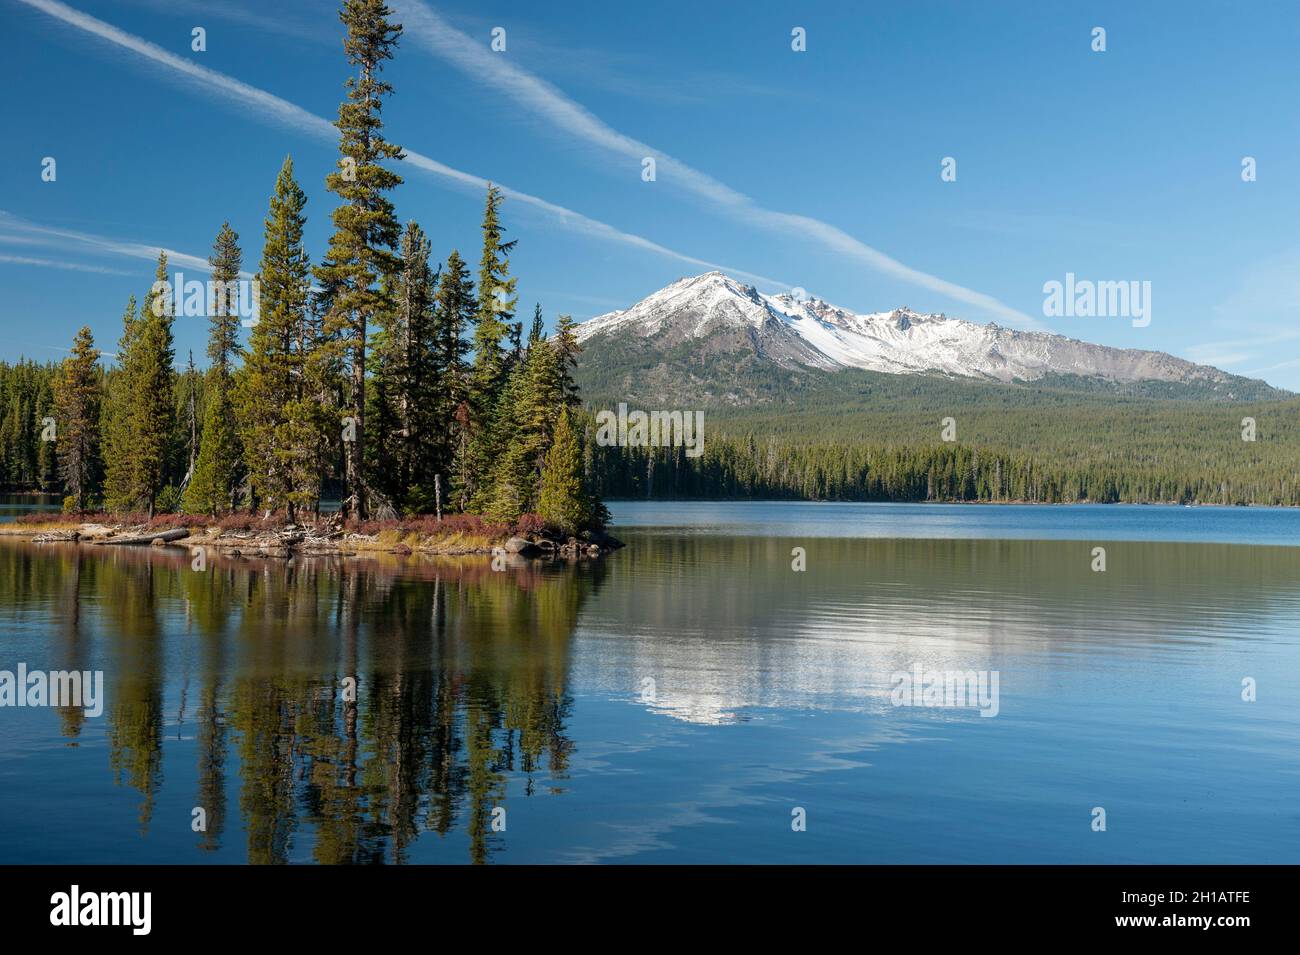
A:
[{"xmin": 11, "ymin": 517, "xmax": 623, "ymax": 560}]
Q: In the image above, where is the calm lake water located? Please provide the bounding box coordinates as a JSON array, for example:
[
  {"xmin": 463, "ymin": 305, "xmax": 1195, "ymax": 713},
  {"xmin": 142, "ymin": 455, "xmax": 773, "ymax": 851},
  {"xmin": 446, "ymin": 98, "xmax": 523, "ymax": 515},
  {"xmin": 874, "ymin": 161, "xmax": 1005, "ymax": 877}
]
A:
[{"xmin": 0, "ymin": 500, "xmax": 1297, "ymax": 863}]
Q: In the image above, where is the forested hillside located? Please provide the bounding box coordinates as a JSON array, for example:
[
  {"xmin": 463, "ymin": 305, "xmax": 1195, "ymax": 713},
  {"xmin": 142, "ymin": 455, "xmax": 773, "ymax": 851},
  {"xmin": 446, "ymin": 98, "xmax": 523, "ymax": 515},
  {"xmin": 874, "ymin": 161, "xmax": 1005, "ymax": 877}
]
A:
[
  {"xmin": 579, "ymin": 364, "xmax": 1300, "ymax": 505},
  {"xmin": 0, "ymin": 360, "xmax": 57, "ymax": 490}
]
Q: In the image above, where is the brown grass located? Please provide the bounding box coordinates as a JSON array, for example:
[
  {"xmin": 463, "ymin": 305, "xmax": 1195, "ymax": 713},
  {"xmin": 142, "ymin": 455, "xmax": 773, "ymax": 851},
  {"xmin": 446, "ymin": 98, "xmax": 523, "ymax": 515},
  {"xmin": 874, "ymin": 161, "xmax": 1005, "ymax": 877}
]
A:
[{"xmin": 11, "ymin": 509, "xmax": 546, "ymax": 546}]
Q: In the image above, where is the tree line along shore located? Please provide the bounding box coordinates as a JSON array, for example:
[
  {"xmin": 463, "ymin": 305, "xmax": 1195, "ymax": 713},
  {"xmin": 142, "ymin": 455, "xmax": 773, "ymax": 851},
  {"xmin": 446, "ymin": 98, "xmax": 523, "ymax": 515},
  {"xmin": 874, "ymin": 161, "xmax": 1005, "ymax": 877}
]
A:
[
  {"xmin": 2, "ymin": 0, "xmax": 610, "ymax": 555},
  {"xmin": 4, "ymin": 0, "xmax": 1293, "ymax": 540}
]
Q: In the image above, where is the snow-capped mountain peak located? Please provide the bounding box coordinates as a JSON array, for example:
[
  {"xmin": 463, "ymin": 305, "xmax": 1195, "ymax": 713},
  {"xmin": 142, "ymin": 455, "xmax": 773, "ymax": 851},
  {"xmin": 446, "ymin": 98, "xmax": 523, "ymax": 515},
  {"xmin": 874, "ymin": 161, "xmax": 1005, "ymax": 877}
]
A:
[{"xmin": 575, "ymin": 272, "xmax": 1249, "ymax": 390}]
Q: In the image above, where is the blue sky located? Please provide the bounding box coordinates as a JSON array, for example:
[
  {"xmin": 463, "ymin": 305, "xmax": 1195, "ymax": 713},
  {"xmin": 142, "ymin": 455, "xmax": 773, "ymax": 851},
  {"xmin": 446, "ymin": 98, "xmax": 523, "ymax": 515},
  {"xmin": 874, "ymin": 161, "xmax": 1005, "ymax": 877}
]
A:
[{"xmin": 3, "ymin": 0, "xmax": 1299, "ymax": 386}]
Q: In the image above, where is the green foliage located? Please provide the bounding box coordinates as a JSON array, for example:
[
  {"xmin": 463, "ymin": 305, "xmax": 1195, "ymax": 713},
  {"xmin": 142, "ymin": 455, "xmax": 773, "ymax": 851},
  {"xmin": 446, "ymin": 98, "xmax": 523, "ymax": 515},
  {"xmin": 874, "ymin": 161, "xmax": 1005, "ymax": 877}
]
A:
[
  {"xmin": 101, "ymin": 256, "xmax": 177, "ymax": 516},
  {"xmin": 101, "ymin": 296, "xmax": 140, "ymax": 511},
  {"xmin": 0, "ymin": 359, "xmax": 56, "ymax": 491},
  {"xmin": 464, "ymin": 186, "xmax": 518, "ymax": 506},
  {"xmin": 367, "ymin": 219, "xmax": 442, "ymax": 513},
  {"xmin": 436, "ymin": 249, "xmax": 476, "ymax": 508},
  {"xmin": 485, "ymin": 334, "xmax": 564, "ymax": 523},
  {"xmin": 536, "ymin": 407, "xmax": 592, "ymax": 535},
  {"xmin": 155, "ymin": 483, "xmax": 184, "ymax": 514},
  {"xmin": 588, "ymin": 394, "xmax": 1300, "ymax": 506},
  {"xmin": 184, "ymin": 375, "xmax": 241, "ymax": 514},
  {"xmin": 1, "ymin": 10, "xmax": 604, "ymax": 533},
  {"xmin": 553, "ymin": 313, "xmax": 581, "ymax": 409},
  {"xmin": 133, "ymin": 255, "xmax": 178, "ymax": 516},
  {"xmin": 237, "ymin": 156, "xmax": 327, "ymax": 518},
  {"xmin": 314, "ymin": 0, "xmax": 405, "ymax": 519},
  {"xmin": 52, "ymin": 326, "xmax": 102, "ymax": 510},
  {"xmin": 472, "ymin": 184, "xmax": 516, "ymax": 397},
  {"xmin": 207, "ymin": 221, "xmax": 243, "ymax": 375},
  {"xmin": 576, "ymin": 324, "xmax": 1300, "ymax": 507},
  {"xmin": 183, "ymin": 225, "xmax": 245, "ymax": 514}
]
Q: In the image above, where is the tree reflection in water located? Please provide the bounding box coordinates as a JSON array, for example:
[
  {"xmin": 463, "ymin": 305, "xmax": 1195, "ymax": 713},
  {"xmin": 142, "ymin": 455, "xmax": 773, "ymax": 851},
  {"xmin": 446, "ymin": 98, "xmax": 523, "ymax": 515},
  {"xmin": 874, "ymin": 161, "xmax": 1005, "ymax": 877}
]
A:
[{"xmin": 5, "ymin": 543, "xmax": 603, "ymax": 864}]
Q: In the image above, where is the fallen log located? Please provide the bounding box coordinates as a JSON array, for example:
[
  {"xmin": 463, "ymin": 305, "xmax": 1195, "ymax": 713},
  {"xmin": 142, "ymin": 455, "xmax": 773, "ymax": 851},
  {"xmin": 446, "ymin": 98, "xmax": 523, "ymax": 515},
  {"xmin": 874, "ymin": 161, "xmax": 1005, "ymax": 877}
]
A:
[
  {"xmin": 31, "ymin": 530, "xmax": 80, "ymax": 543},
  {"xmin": 93, "ymin": 528, "xmax": 191, "ymax": 547}
]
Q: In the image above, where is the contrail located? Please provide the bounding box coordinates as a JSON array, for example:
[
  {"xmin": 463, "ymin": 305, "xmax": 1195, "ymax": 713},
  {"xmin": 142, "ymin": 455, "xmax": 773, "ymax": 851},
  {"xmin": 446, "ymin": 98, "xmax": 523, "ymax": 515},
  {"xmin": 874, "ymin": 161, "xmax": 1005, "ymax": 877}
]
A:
[
  {"xmin": 0, "ymin": 251, "xmax": 133, "ymax": 275},
  {"xmin": 0, "ymin": 211, "xmax": 235, "ymax": 275},
  {"xmin": 14, "ymin": 0, "xmax": 787, "ymax": 290},
  {"xmin": 393, "ymin": 0, "xmax": 1040, "ymax": 327}
]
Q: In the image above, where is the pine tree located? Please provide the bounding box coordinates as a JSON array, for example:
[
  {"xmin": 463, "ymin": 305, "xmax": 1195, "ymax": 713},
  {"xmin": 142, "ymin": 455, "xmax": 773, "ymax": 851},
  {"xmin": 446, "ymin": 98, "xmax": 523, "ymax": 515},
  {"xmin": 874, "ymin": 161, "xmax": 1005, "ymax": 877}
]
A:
[
  {"xmin": 184, "ymin": 225, "xmax": 244, "ymax": 514},
  {"xmin": 473, "ymin": 185, "xmax": 516, "ymax": 393},
  {"xmin": 434, "ymin": 249, "xmax": 476, "ymax": 509},
  {"xmin": 553, "ymin": 313, "xmax": 582, "ymax": 409},
  {"xmin": 527, "ymin": 302, "xmax": 544, "ymax": 346},
  {"xmin": 464, "ymin": 185, "xmax": 517, "ymax": 505},
  {"xmin": 485, "ymin": 336, "xmax": 562, "ymax": 523},
  {"xmin": 482, "ymin": 360, "xmax": 527, "ymax": 523},
  {"xmin": 207, "ymin": 222, "xmax": 243, "ymax": 376},
  {"xmin": 399, "ymin": 224, "xmax": 441, "ymax": 509},
  {"xmin": 236, "ymin": 156, "xmax": 323, "ymax": 519},
  {"xmin": 368, "ymin": 220, "xmax": 439, "ymax": 512},
  {"xmin": 102, "ymin": 296, "xmax": 140, "ymax": 511},
  {"xmin": 184, "ymin": 378, "xmax": 240, "ymax": 515},
  {"xmin": 536, "ymin": 406, "xmax": 592, "ymax": 535},
  {"xmin": 102, "ymin": 256, "xmax": 176, "ymax": 515},
  {"xmin": 52, "ymin": 326, "xmax": 102, "ymax": 511},
  {"xmin": 364, "ymin": 343, "xmax": 400, "ymax": 513},
  {"xmin": 132, "ymin": 253, "xmax": 177, "ymax": 517},
  {"xmin": 183, "ymin": 350, "xmax": 199, "ymax": 486},
  {"xmin": 314, "ymin": 0, "xmax": 404, "ymax": 520}
]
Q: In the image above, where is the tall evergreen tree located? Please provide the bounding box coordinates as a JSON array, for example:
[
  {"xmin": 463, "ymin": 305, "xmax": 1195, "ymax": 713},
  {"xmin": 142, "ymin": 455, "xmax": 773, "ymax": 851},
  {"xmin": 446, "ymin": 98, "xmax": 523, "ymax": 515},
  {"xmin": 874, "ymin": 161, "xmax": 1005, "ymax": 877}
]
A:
[
  {"xmin": 132, "ymin": 253, "xmax": 177, "ymax": 517},
  {"xmin": 207, "ymin": 222, "xmax": 243, "ymax": 375},
  {"xmin": 185, "ymin": 225, "xmax": 244, "ymax": 514},
  {"xmin": 472, "ymin": 185, "xmax": 516, "ymax": 395},
  {"xmin": 182, "ymin": 350, "xmax": 199, "ymax": 487},
  {"xmin": 553, "ymin": 313, "xmax": 582, "ymax": 409},
  {"xmin": 102, "ymin": 256, "xmax": 176, "ymax": 515},
  {"xmin": 237, "ymin": 156, "xmax": 323, "ymax": 519},
  {"xmin": 398, "ymin": 223, "xmax": 441, "ymax": 509},
  {"xmin": 52, "ymin": 326, "xmax": 102, "ymax": 511},
  {"xmin": 527, "ymin": 302, "xmax": 544, "ymax": 346},
  {"xmin": 368, "ymin": 220, "xmax": 440, "ymax": 512},
  {"xmin": 102, "ymin": 296, "xmax": 140, "ymax": 511},
  {"xmin": 434, "ymin": 249, "xmax": 476, "ymax": 508},
  {"xmin": 464, "ymin": 185, "xmax": 517, "ymax": 505},
  {"xmin": 485, "ymin": 335, "xmax": 561, "ymax": 523},
  {"xmin": 536, "ymin": 406, "xmax": 593, "ymax": 535},
  {"xmin": 184, "ymin": 380, "xmax": 240, "ymax": 515},
  {"xmin": 314, "ymin": 0, "xmax": 404, "ymax": 520}
]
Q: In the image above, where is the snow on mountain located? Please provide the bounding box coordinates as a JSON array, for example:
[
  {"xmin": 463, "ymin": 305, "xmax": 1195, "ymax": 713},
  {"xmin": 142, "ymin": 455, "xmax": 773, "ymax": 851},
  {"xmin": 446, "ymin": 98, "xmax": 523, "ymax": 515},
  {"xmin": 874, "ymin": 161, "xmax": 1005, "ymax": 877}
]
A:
[{"xmin": 576, "ymin": 271, "xmax": 1239, "ymax": 388}]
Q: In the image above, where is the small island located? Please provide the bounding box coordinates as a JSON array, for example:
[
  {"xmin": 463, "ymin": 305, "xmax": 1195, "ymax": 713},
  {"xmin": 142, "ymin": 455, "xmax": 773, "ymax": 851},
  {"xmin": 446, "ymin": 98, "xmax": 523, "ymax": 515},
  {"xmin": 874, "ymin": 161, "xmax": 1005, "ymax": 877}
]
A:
[
  {"xmin": 4, "ymin": 510, "xmax": 621, "ymax": 559},
  {"xmin": 10, "ymin": 34, "xmax": 613, "ymax": 555}
]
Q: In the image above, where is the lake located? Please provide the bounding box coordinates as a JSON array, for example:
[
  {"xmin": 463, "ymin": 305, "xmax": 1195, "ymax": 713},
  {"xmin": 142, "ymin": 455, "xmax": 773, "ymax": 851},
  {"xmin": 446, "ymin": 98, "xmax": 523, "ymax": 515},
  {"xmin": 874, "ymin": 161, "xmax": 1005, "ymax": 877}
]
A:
[{"xmin": 0, "ymin": 500, "xmax": 1297, "ymax": 863}]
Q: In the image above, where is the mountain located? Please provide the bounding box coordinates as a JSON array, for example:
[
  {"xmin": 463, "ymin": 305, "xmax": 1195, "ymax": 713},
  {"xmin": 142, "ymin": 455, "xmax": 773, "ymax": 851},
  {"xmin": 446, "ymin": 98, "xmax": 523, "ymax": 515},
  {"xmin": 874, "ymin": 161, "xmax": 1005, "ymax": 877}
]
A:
[{"xmin": 575, "ymin": 272, "xmax": 1284, "ymax": 403}]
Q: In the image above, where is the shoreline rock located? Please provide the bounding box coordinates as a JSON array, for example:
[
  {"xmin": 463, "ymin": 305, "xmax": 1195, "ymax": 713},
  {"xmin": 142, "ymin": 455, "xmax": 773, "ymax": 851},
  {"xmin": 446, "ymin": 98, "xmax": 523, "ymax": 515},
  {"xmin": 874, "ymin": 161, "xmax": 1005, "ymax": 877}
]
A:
[{"xmin": 9, "ymin": 520, "xmax": 623, "ymax": 561}]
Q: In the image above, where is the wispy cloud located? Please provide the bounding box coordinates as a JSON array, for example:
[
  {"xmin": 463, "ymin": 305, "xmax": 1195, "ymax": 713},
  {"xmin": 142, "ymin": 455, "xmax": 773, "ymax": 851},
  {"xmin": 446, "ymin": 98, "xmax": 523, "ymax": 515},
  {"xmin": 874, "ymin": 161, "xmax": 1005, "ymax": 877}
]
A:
[
  {"xmin": 0, "ymin": 333, "xmax": 99, "ymax": 357},
  {"xmin": 0, "ymin": 251, "xmax": 133, "ymax": 276},
  {"xmin": 433, "ymin": 11, "xmax": 801, "ymax": 109},
  {"xmin": 1196, "ymin": 247, "xmax": 1300, "ymax": 381},
  {"xmin": 393, "ymin": 0, "xmax": 1039, "ymax": 328},
  {"xmin": 15, "ymin": 0, "xmax": 785, "ymax": 290},
  {"xmin": 0, "ymin": 210, "xmax": 224, "ymax": 274}
]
